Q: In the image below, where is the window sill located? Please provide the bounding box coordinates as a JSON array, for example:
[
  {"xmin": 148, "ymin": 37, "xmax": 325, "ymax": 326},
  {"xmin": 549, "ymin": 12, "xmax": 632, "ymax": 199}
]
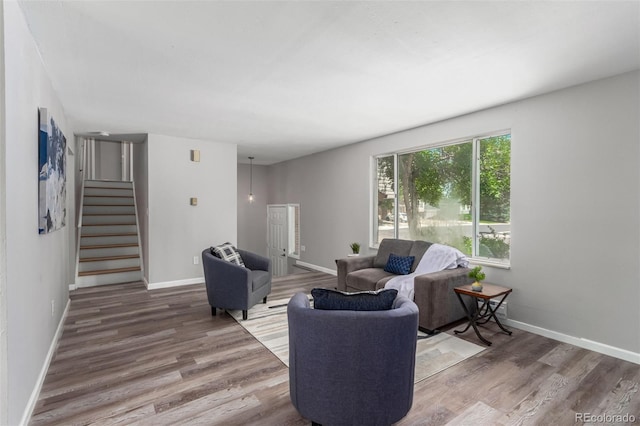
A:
[
  {"xmin": 469, "ymin": 258, "xmax": 511, "ymax": 270},
  {"xmin": 370, "ymin": 244, "xmax": 510, "ymax": 269}
]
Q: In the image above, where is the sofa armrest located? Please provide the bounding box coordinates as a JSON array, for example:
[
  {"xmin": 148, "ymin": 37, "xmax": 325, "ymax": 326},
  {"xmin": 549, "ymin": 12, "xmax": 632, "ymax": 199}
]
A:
[
  {"xmin": 413, "ymin": 268, "xmax": 474, "ymax": 332},
  {"xmin": 335, "ymin": 255, "xmax": 375, "ymax": 291}
]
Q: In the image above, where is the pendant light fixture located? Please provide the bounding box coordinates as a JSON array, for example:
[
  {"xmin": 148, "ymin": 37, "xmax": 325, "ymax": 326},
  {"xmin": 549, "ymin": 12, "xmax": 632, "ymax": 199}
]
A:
[{"xmin": 248, "ymin": 156, "xmax": 254, "ymax": 203}]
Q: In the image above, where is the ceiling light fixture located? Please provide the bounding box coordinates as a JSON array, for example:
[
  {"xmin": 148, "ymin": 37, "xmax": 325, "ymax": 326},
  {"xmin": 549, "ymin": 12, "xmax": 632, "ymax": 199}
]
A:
[
  {"xmin": 248, "ymin": 156, "xmax": 255, "ymax": 203},
  {"xmin": 75, "ymin": 131, "xmax": 110, "ymax": 137}
]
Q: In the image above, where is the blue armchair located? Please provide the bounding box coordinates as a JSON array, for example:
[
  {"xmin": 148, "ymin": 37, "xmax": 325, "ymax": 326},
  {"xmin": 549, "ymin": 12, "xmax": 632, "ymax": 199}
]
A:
[
  {"xmin": 287, "ymin": 292, "xmax": 418, "ymax": 425},
  {"xmin": 201, "ymin": 248, "xmax": 272, "ymax": 320}
]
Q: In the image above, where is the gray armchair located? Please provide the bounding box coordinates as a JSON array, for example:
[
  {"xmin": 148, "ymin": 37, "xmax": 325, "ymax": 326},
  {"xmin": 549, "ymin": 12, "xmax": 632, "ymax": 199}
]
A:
[
  {"xmin": 287, "ymin": 292, "xmax": 418, "ymax": 426},
  {"xmin": 201, "ymin": 248, "xmax": 272, "ymax": 320}
]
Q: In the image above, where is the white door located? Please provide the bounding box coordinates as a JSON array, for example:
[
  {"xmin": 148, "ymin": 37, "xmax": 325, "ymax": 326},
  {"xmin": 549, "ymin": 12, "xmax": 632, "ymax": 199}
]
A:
[{"xmin": 267, "ymin": 205, "xmax": 288, "ymax": 277}]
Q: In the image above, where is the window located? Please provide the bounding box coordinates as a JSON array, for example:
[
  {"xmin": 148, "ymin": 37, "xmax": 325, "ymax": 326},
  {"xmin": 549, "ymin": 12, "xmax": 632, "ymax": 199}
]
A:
[
  {"xmin": 374, "ymin": 156, "xmax": 396, "ymax": 244},
  {"xmin": 373, "ymin": 132, "xmax": 511, "ymax": 266}
]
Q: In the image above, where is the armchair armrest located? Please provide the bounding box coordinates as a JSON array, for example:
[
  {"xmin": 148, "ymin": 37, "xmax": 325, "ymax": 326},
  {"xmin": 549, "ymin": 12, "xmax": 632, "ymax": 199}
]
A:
[
  {"xmin": 335, "ymin": 255, "xmax": 375, "ymax": 291},
  {"xmin": 238, "ymin": 249, "xmax": 270, "ymax": 272},
  {"xmin": 413, "ymin": 267, "xmax": 473, "ymax": 332}
]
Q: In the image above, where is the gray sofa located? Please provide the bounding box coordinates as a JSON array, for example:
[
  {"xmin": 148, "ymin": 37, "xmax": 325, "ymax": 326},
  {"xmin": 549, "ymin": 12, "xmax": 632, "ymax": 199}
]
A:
[
  {"xmin": 336, "ymin": 238, "xmax": 474, "ymax": 332},
  {"xmin": 288, "ymin": 291, "xmax": 418, "ymax": 425}
]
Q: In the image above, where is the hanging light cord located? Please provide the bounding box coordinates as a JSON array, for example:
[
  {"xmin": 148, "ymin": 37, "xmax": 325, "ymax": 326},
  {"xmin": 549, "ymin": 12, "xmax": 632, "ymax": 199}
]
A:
[{"xmin": 249, "ymin": 156, "xmax": 254, "ymax": 202}]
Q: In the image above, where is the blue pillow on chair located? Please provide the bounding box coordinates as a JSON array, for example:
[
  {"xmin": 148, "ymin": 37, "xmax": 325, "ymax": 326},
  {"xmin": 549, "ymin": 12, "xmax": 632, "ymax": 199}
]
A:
[
  {"xmin": 384, "ymin": 253, "xmax": 415, "ymax": 275},
  {"xmin": 311, "ymin": 288, "xmax": 398, "ymax": 311}
]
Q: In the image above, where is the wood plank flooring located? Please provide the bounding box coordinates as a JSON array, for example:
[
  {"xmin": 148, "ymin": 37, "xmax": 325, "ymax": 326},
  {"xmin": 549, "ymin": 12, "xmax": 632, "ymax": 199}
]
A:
[{"xmin": 31, "ymin": 272, "xmax": 639, "ymax": 425}]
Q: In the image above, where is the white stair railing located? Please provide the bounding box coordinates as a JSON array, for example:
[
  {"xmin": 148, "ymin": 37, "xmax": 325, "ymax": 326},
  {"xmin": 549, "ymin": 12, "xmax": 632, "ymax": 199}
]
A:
[{"xmin": 72, "ymin": 139, "xmax": 88, "ymax": 290}]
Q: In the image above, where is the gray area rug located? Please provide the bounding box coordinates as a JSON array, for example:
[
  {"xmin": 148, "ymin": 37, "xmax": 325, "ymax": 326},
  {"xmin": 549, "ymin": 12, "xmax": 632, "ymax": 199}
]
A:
[{"xmin": 230, "ymin": 295, "xmax": 485, "ymax": 383}]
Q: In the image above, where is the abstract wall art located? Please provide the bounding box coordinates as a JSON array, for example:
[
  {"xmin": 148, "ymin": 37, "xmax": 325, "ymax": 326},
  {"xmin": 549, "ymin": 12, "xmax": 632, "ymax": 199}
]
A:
[{"xmin": 38, "ymin": 107, "xmax": 67, "ymax": 234}]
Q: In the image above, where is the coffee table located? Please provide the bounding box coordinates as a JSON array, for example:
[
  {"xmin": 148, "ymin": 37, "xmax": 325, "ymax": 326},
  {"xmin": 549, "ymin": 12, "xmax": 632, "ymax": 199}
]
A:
[{"xmin": 453, "ymin": 283, "xmax": 512, "ymax": 346}]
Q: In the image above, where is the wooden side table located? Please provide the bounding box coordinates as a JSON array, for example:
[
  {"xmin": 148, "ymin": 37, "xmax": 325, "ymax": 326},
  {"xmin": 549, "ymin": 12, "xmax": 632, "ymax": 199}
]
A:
[{"xmin": 453, "ymin": 283, "xmax": 512, "ymax": 346}]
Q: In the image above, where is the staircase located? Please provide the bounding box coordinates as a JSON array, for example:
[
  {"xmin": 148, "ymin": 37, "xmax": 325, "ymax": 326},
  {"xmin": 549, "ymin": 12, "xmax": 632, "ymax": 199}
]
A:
[{"xmin": 76, "ymin": 180, "xmax": 142, "ymax": 287}]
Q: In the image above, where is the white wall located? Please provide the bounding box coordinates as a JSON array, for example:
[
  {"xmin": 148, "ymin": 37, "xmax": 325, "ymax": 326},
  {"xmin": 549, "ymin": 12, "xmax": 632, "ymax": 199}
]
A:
[
  {"xmin": 4, "ymin": 2, "xmax": 74, "ymax": 424},
  {"xmin": 268, "ymin": 71, "xmax": 640, "ymax": 355},
  {"xmin": 268, "ymin": 141, "xmax": 376, "ymax": 262},
  {"xmin": 146, "ymin": 134, "xmax": 236, "ymax": 285},
  {"xmin": 132, "ymin": 138, "xmax": 149, "ymax": 283},
  {"xmin": 0, "ymin": 2, "xmax": 7, "ymax": 423},
  {"xmin": 95, "ymin": 140, "xmax": 122, "ymax": 181},
  {"xmin": 237, "ymin": 163, "xmax": 268, "ymax": 256}
]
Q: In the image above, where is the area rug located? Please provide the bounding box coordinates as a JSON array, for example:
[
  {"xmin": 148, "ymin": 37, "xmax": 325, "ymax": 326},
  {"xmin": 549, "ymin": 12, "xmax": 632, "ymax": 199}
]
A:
[{"xmin": 230, "ymin": 295, "xmax": 485, "ymax": 383}]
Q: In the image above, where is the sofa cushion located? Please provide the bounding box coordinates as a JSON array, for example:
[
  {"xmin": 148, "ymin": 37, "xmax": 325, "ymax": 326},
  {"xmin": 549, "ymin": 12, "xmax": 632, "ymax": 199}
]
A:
[
  {"xmin": 384, "ymin": 253, "xmax": 415, "ymax": 275},
  {"xmin": 211, "ymin": 242, "xmax": 245, "ymax": 267},
  {"xmin": 375, "ymin": 274, "xmax": 398, "ymax": 291},
  {"xmin": 346, "ymin": 268, "xmax": 396, "ymax": 292},
  {"xmin": 374, "ymin": 238, "xmax": 414, "ymax": 268},
  {"xmin": 311, "ymin": 288, "xmax": 398, "ymax": 311}
]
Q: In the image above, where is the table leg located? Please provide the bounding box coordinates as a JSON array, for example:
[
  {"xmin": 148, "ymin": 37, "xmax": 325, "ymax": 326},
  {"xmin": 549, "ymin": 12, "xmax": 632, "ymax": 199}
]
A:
[
  {"xmin": 454, "ymin": 292, "xmax": 492, "ymax": 346},
  {"xmin": 487, "ymin": 294, "xmax": 512, "ymax": 335}
]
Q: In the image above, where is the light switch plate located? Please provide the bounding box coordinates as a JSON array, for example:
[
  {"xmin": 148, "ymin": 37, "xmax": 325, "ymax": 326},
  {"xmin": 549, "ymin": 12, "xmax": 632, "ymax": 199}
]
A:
[{"xmin": 190, "ymin": 197, "xmax": 198, "ymax": 206}]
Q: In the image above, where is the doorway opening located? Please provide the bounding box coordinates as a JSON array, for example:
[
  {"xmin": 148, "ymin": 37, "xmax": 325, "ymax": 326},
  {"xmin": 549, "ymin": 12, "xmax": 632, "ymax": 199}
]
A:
[{"xmin": 267, "ymin": 204, "xmax": 300, "ymax": 277}]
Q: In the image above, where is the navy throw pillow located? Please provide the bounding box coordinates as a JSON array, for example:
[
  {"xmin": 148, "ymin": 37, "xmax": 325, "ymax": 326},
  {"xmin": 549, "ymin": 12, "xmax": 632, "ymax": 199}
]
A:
[
  {"xmin": 384, "ymin": 253, "xmax": 415, "ymax": 275},
  {"xmin": 311, "ymin": 288, "xmax": 398, "ymax": 311}
]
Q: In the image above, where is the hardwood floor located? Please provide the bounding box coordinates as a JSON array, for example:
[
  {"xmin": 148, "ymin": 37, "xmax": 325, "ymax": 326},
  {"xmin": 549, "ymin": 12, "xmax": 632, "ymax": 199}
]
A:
[{"xmin": 31, "ymin": 272, "xmax": 639, "ymax": 425}]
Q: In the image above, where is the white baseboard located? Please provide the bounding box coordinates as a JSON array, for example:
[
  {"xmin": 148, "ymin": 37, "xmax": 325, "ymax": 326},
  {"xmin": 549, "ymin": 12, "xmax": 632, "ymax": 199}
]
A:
[
  {"xmin": 504, "ymin": 319, "xmax": 640, "ymax": 365},
  {"xmin": 68, "ymin": 283, "xmax": 77, "ymax": 291},
  {"xmin": 292, "ymin": 262, "xmax": 638, "ymax": 364},
  {"xmin": 20, "ymin": 298, "xmax": 70, "ymax": 426},
  {"xmin": 295, "ymin": 261, "xmax": 337, "ymax": 276},
  {"xmin": 15, "ymin": 272, "xmax": 638, "ymax": 426},
  {"xmin": 146, "ymin": 277, "xmax": 204, "ymax": 290}
]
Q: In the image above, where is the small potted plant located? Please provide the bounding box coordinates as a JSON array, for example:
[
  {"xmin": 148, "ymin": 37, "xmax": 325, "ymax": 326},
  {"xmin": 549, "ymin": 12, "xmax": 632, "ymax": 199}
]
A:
[
  {"xmin": 349, "ymin": 242, "xmax": 361, "ymax": 256},
  {"xmin": 468, "ymin": 266, "xmax": 486, "ymax": 291}
]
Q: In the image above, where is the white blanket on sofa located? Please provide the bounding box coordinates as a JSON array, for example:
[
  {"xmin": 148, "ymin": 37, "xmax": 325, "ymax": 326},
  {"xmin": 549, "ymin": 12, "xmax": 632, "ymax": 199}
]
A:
[{"xmin": 384, "ymin": 243, "xmax": 469, "ymax": 300}]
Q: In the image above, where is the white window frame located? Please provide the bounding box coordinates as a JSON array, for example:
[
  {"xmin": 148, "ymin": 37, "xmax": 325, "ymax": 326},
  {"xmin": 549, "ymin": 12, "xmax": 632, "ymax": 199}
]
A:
[
  {"xmin": 371, "ymin": 130, "xmax": 511, "ymax": 268},
  {"xmin": 287, "ymin": 203, "xmax": 300, "ymax": 259}
]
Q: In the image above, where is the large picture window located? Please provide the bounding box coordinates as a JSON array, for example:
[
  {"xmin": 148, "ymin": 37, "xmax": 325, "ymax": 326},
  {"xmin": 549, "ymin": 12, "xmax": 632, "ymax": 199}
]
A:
[{"xmin": 373, "ymin": 132, "xmax": 511, "ymax": 265}]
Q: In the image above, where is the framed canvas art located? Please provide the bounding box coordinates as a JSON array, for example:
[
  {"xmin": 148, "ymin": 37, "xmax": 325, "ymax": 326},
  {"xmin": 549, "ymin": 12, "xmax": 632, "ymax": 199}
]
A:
[{"xmin": 38, "ymin": 107, "xmax": 67, "ymax": 234}]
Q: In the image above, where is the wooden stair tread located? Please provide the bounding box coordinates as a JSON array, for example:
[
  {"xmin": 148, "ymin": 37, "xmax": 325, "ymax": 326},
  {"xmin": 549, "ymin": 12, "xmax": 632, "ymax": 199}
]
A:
[
  {"xmin": 83, "ymin": 204, "xmax": 134, "ymax": 207},
  {"xmin": 81, "ymin": 243, "xmax": 139, "ymax": 249},
  {"xmin": 84, "ymin": 195, "xmax": 133, "ymax": 198},
  {"xmin": 82, "ymin": 223, "xmax": 137, "ymax": 226},
  {"xmin": 85, "ymin": 183, "xmax": 132, "ymax": 187},
  {"xmin": 83, "ymin": 213, "xmax": 136, "ymax": 216},
  {"xmin": 82, "ymin": 233, "xmax": 138, "ymax": 238},
  {"xmin": 85, "ymin": 180, "xmax": 132, "ymax": 183},
  {"xmin": 84, "ymin": 186, "xmax": 132, "ymax": 189},
  {"xmin": 80, "ymin": 254, "xmax": 140, "ymax": 262},
  {"xmin": 78, "ymin": 266, "xmax": 141, "ymax": 276}
]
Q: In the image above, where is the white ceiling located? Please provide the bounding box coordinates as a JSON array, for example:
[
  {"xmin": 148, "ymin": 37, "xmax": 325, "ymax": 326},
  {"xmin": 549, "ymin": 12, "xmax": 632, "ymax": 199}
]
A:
[{"xmin": 17, "ymin": 1, "xmax": 640, "ymax": 165}]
